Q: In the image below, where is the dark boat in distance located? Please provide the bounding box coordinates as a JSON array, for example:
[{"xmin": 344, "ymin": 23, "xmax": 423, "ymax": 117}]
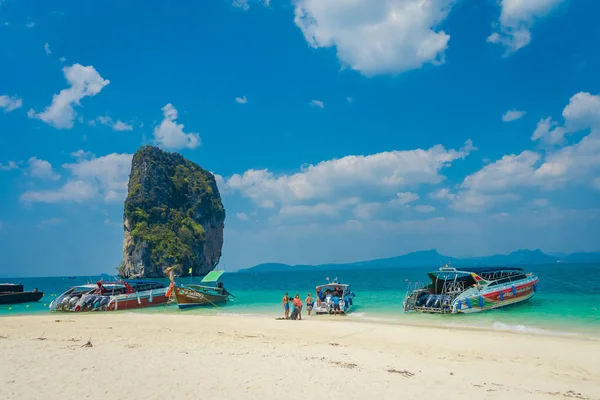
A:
[{"xmin": 0, "ymin": 283, "xmax": 44, "ymax": 305}]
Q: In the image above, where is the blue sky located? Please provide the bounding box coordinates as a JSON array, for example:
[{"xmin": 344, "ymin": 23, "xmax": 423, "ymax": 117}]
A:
[{"xmin": 1, "ymin": 0, "xmax": 599, "ymax": 277}]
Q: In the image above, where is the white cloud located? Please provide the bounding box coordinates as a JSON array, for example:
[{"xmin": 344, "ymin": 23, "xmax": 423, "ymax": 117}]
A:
[
  {"xmin": 487, "ymin": 0, "xmax": 566, "ymax": 55},
  {"xmin": 26, "ymin": 157, "xmax": 60, "ymax": 181},
  {"xmin": 95, "ymin": 115, "xmax": 133, "ymax": 131},
  {"xmin": 37, "ymin": 218, "xmax": 65, "ymax": 229},
  {"xmin": 236, "ymin": 212, "xmax": 249, "ymax": 221},
  {"xmin": 394, "ymin": 192, "xmax": 419, "ymax": 205},
  {"xmin": 429, "ymin": 188, "xmax": 455, "ymax": 201},
  {"xmin": 294, "ymin": 0, "xmax": 453, "ymax": 76},
  {"xmin": 59, "ymin": 57, "xmax": 66, "ymax": 63},
  {"xmin": 25, "ymin": 18, "xmax": 35, "ymax": 28},
  {"xmin": 222, "ymin": 140, "xmax": 474, "ymax": 208},
  {"xmin": 44, "ymin": 42, "xmax": 51, "ymax": 55},
  {"xmin": 153, "ymin": 104, "xmax": 201, "ymax": 150},
  {"xmin": 452, "ymin": 91, "xmax": 600, "ymax": 212},
  {"xmin": 531, "ymin": 117, "xmax": 567, "ymax": 145},
  {"xmin": 21, "ymin": 152, "xmax": 133, "ymax": 204},
  {"xmin": 461, "ymin": 151, "xmax": 541, "ymax": 193},
  {"xmin": 21, "ymin": 180, "xmax": 96, "ymax": 204},
  {"xmin": 232, "ymin": 0, "xmax": 249, "ymax": 11},
  {"xmin": 310, "ymin": 100, "xmax": 324, "ymax": 109},
  {"xmin": 502, "ymin": 109, "xmax": 525, "ymax": 122},
  {"xmin": 29, "ymin": 64, "xmax": 110, "ymax": 129},
  {"xmin": 415, "ymin": 205, "xmax": 435, "ymax": 213},
  {"xmin": 0, "ymin": 95, "xmax": 23, "ymax": 112},
  {"xmin": 235, "ymin": 96, "xmax": 248, "ymax": 104},
  {"xmin": 0, "ymin": 161, "xmax": 18, "ymax": 171}
]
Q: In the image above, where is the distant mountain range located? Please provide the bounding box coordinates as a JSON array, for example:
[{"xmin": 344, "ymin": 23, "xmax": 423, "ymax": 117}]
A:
[{"xmin": 237, "ymin": 249, "xmax": 600, "ymax": 273}]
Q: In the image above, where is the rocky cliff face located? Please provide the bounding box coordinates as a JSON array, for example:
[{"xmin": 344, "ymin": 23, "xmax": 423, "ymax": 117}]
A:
[{"xmin": 119, "ymin": 146, "xmax": 225, "ymax": 278}]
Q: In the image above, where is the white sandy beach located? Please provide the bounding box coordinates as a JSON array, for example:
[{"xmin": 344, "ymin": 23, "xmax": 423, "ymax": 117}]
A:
[{"xmin": 1, "ymin": 313, "xmax": 599, "ymax": 400}]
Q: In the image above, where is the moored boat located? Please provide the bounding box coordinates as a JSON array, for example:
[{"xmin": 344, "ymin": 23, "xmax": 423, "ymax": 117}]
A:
[
  {"xmin": 167, "ymin": 268, "xmax": 233, "ymax": 309},
  {"xmin": 49, "ymin": 279, "xmax": 168, "ymax": 312},
  {"xmin": 312, "ymin": 277, "xmax": 355, "ymax": 315},
  {"xmin": 403, "ymin": 265, "xmax": 539, "ymax": 314},
  {"xmin": 0, "ymin": 283, "xmax": 44, "ymax": 305}
]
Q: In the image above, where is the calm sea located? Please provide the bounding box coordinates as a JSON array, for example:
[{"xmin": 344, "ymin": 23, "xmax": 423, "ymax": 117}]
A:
[{"xmin": 2, "ymin": 263, "xmax": 599, "ymax": 337}]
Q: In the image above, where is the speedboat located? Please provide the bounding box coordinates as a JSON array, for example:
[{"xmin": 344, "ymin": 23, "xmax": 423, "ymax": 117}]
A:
[
  {"xmin": 312, "ymin": 277, "xmax": 355, "ymax": 315},
  {"xmin": 403, "ymin": 265, "xmax": 539, "ymax": 314},
  {"xmin": 49, "ymin": 279, "xmax": 168, "ymax": 312},
  {"xmin": 0, "ymin": 283, "xmax": 44, "ymax": 305}
]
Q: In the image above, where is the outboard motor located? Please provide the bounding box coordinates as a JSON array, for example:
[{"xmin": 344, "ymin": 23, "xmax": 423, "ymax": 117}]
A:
[
  {"xmin": 425, "ymin": 294, "xmax": 436, "ymax": 307},
  {"xmin": 416, "ymin": 292, "xmax": 429, "ymax": 307},
  {"xmin": 432, "ymin": 295, "xmax": 442, "ymax": 308}
]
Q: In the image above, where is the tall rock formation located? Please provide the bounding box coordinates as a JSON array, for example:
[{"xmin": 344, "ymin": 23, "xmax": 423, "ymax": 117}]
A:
[{"xmin": 119, "ymin": 146, "xmax": 225, "ymax": 278}]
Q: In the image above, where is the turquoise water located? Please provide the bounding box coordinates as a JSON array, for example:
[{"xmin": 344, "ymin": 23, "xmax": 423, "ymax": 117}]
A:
[{"xmin": 2, "ymin": 263, "xmax": 599, "ymax": 337}]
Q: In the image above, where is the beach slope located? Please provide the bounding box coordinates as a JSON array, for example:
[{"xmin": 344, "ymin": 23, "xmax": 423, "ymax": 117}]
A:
[{"xmin": 1, "ymin": 314, "xmax": 599, "ymax": 400}]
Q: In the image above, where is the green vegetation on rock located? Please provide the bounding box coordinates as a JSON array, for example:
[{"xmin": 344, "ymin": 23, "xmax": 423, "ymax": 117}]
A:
[{"xmin": 120, "ymin": 145, "xmax": 225, "ymax": 278}]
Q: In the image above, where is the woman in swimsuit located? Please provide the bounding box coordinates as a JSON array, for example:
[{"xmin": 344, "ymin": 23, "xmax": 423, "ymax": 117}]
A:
[
  {"xmin": 305, "ymin": 293, "xmax": 313, "ymax": 316},
  {"xmin": 282, "ymin": 292, "xmax": 290, "ymax": 319}
]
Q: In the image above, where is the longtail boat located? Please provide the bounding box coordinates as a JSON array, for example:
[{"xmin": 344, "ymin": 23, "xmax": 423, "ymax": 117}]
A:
[
  {"xmin": 167, "ymin": 268, "xmax": 233, "ymax": 309},
  {"xmin": 49, "ymin": 280, "xmax": 169, "ymax": 312},
  {"xmin": 403, "ymin": 265, "xmax": 539, "ymax": 314}
]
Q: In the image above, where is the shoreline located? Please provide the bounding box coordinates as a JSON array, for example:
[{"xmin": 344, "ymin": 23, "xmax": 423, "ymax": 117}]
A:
[
  {"xmin": 1, "ymin": 313, "xmax": 599, "ymax": 399},
  {"xmin": 4, "ymin": 304, "xmax": 599, "ymax": 341}
]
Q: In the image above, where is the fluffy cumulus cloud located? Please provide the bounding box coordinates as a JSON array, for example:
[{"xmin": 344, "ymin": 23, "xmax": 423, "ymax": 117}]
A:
[
  {"xmin": 95, "ymin": 115, "xmax": 133, "ymax": 131},
  {"xmin": 20, "ymin": 151, "xmax": 133, "ymax": 204},
  {"xmin": 153, "ymin": 104, "xmax": 201, "ymax": 150},
  {"xmin": 235, "ymin": 96, "xmax": 248, "ymax": 104},
  {"xmin": 0, "ymin": 95, "xmax": 23, "ymax": 112},
  {"xmin": 293, "ymin": 0, "xmax": 454, "ymax": 76},
  {"xmin": 44, "ymin": 42, "xmax": 51, "ymax": 55},
  {"xmin": 28, "ymin": 64, "xmax": 110, "ymax": 129},
  {"xmin": 502, "ymin": 109, "xmax": 525, "ymax": 122},
  {"xmin": 26, "ymin": 157, "xmax": 60, "ymax": 181},
  {"xmin": 448, "ymin": 91, "xmax": 600, "ymax": 212},
  {"xmin": 487, "ymin": 0, "xmax": 566, "ymax": 55},
  {"xmin": 220, "ymin": 140, "xmax": 474, "ymax": 216}
]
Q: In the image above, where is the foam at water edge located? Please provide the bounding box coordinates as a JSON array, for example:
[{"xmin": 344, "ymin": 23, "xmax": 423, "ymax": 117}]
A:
[{"xmin": 489, "ymin": 321, "xmax": 577, "ymax": 337}]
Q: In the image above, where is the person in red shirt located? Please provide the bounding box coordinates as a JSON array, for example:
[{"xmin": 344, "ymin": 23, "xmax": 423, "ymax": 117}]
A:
[{"xmin": 293, "ymin": 294, "xmax": 303, "ymax": 320}]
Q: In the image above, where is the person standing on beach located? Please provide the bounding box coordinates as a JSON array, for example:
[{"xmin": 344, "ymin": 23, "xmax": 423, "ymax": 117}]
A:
[
  {"xmin": 331, "ymin": 292, "xmax": 340, "ymax": 316},
  {"xmin": 293, "ymin": 294, "xmax": 303, "ymax": 320},
  {"xmin": 282, "ymin": 292, "xmax": 290, "ymax": 319},
  {"xmin": 305, "ymin": 293, "xmax": 313, "ymax": 316}
]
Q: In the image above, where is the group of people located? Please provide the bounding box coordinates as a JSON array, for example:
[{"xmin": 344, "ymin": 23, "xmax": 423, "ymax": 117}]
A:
[
  {"xmin": 281, "ymin": 292, "xmax": 314, "ymax": 320},
  {"xmin": 281, "ymin": 287, "xmax": 345, "ymax": 319}
]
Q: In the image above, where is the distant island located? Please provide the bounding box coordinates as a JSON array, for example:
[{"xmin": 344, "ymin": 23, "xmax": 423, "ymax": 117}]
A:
[{"xmin": 238, "ymin": 249, "xmax": 600, "ymax": 273}]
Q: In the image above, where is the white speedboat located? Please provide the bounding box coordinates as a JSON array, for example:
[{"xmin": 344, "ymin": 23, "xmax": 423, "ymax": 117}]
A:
[{"xmin": 312, "ymin": 277, "xmax": 355, "ymax": 315}]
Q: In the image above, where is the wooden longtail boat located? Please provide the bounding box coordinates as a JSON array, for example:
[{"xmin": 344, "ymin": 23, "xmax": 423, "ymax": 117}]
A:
[{"xmin": 167, "ymin": 268, "xmax": 233, "ymax": 309}]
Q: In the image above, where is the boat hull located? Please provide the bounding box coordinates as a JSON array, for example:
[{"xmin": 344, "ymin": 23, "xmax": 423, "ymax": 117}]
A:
[
  {"xmin": 173, "ymin": 287, "xmax": 229, "ymax": 309},
  {"xmin": 50, "ymin": 288, "xmax": 169, "ymax": 312},
  {"xmin": 453, "ymin": 277, "xmax": 538, "ymax": 314},
  {"xmin": 0, "ymin": 291, "xmax": 44, "ymax": 305}
]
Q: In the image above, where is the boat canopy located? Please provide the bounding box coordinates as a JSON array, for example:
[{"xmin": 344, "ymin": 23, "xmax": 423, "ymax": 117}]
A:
[{"xmin": 201, "ymin": 270, "xmax": 225, "ymax": 283}]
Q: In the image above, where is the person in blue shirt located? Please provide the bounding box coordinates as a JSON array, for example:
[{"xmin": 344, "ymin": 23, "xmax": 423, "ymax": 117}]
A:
[{"xmin": 331, "ymin": 292, "xmax": 341, "ymax": 316}]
